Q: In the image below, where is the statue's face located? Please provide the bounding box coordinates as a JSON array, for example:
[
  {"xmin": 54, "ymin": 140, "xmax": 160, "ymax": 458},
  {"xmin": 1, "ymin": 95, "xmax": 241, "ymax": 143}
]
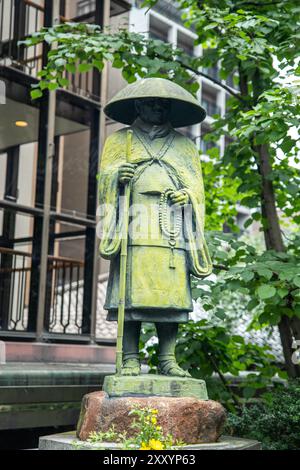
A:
[{"xmin": 135, "ymin": 98, "xmax": 171, "ymax": 125}]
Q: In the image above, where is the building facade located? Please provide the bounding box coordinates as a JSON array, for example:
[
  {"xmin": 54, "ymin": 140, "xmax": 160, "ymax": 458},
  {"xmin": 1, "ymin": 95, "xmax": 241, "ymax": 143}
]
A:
[{"xmin": 0, "ymin": 0, "xmax": 133, "ymax": 353}]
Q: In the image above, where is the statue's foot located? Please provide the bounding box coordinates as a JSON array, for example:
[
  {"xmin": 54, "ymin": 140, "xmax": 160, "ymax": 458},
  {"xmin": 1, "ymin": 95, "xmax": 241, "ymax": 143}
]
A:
[
  {"xmin": 158, "ymin": 358, "xmax": 191, "ymax": 378},
  {"xmin": 121, "ymin": 358, "xmax": 141, "ymax": 376}
]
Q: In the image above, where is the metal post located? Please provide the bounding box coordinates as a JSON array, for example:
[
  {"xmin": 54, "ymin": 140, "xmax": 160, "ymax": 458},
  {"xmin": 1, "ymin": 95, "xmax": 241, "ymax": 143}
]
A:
[
  {"xmin": 2, "ymin": 146, "xmax": 19, "ymax": 242},
  {"xmin": 0, "ymin": 146, "xmax": 19, "ymax": 330},
  {"xmin": 81, "ymin": 0, "xmax": 106, "ymax": 340},
  {"xmin": 44, "ymin": 136, "xmax": 60, "ymax": 332},
  {"xmin": 12, "ymin": 0, "xmax": 26, "ymax": 60},
  {"xmin": 28, "ymin": 0, "xmax": 60, "ymax": 339}
]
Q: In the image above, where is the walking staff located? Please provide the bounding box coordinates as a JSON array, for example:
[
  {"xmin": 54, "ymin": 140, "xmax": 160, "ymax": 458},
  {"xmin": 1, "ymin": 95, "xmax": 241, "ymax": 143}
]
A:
[{"xmin": 116, "ymin": 129, "xmax": 133, "ymax": 375}]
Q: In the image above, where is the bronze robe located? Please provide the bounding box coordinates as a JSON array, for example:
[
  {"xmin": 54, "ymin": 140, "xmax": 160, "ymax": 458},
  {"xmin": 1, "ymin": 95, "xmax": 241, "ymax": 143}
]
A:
[{"xmin": 98, "ymin": 124, "xmax": 212, "ymax": 322}]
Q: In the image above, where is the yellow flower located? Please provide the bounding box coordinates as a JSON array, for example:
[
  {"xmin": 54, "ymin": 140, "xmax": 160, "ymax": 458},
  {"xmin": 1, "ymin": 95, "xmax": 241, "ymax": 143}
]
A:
[
  {"xmin": 151, "ymin": 409, "xmax": 158, "ymax": 414},
  {"xmin": 149, "ymin": 439, "xmax": 164, "ymax": 450},
  {"xmin": 151, "ymin": 417, "xmax": 157, "ymax": 424},
  {"xmin": 156, "ymin": 425, "xmax": 162, "ymax": 431},
  {"xmin": 140, "ymin": 442, "xmax": 151, "ymax": 450}
]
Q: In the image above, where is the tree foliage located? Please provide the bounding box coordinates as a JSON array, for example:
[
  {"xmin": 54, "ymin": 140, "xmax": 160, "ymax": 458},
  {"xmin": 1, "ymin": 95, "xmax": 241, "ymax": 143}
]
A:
[
  {"xmin": 140, "ymin": 318, "xmax": 282, "ymax": 409},
  {"xmin": 202, "ymin": 232, "xmax": 300, "ymax": 327}
]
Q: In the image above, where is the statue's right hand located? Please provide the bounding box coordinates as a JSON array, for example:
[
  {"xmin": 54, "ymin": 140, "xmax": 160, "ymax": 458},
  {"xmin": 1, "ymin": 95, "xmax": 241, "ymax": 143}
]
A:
[{"xmin": 118, "ymin": 163, "xmax": 136, "ymax": 185}]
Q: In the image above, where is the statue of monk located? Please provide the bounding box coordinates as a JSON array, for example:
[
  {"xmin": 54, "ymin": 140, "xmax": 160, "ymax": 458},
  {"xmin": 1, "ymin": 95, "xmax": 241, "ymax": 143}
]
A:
[{"xmin": 99, "ymin": 78, "xmax": 212, "ymax": 377}]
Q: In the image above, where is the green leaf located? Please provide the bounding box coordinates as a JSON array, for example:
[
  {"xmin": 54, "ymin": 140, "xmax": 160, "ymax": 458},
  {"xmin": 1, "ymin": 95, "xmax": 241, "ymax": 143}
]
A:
[
  {"xmin": 58, "ymin": 77, "xmax": 69, "ymax": 87},
  {"xmin": 242, "ymin": 387, "xmax": 256, "ymax": 399},
  {"xmin": 294, "ymin": 304, "xmax": 300, "ymax": 317},
  {"xmin": 31, "ymin": 89, "xmax": 43, "ymax": 99},
  {"xmin": 204, "ymin": 23, "xmax": 218, "ymax": 30},
  {"xmin": 93, "ymin": 60, "xmax": 104, "ymax": 72},
  {"xmin": 241, "ymin": 270, "xmax": 255, "ymax": 282},
  {"xmin": 256, "ymin": 268, "xmax": 273, "ymax": 280},
  {"xmin": 293, "ymin": 276, "xmax": 300, "ymax": 288},
  {"xmin": 44, "ymin": 34, "xmax": 55, "ymax": 44},
  {"xmin": 112, "ymin": 59, "xmax": 124, "ymax": 68},
  {"xmin": 279, "ymin": 271, "xmax": 294, "ymax": 282},
  {"xmin": 66, "ymin": 63, "xmax": 76, "ymax": 73},
  {"xmin": 55, "ymin": 58, "xmax": 66, "ymax": 67},
  {"xmin": 40, "ymin": 80, "xmax": 49, "ymax": 90},
  {"xmin": 78, "ymin": 62, "xmax": 93, "ymax": 73},
  {"xmin": 247, "ymin": 298, "xmax": 259, "ymax": 310},
  {"xmin": 215, "ymin": 308, "xmax": 226, "ymax": 320},
  {"xmin": 48, "ymin": 82, "xmax": 58, "ymax": 91},
  {"xmin": 240, "ymin": 196, "xmax": 258, "ymax": 208},
  {"xmin": 37, "ymin": 70, "xmax": 48, "ymax": 78},
  {"xmin": 244, "ymin": 217, "xmax": 253, "ymax": 229},
  {"xmin": 278, "ymin": 288, "xmax": 289, "ymax": 299},
  {"xmin": 257, "ymin": 285, "xmax": 276, "ymax": 300}
]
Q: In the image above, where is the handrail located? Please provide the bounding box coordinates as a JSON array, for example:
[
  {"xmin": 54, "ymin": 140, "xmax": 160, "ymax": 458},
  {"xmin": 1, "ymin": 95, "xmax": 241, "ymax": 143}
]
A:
[
  {"xmin": 0, "ymin": 247, "xmax": 32, "ymax": 258},
  {"xmin": 0, "ymin": 267, "xmax": 31, "ymax": 274},
  {"xmin": 0, "ymin": 247, "xmax": 84, "ymax": 266},
  {"xmin": 48, "ymin": 255, "xmax": 84, "ymax": 266},
  {"xmin": 19, "ymin": 54, "xmax": 43, "ymax": 64},
  {"xmin": 23, "ymin": 0, "xmax": 98, "ymax": 26},
  {"xmin": 0, "ymin": 199, "xmax": 97, "ymax": 227},
  {"xmin": 23, "ymin": 0, "xmax": 44, "ymax": 12}
]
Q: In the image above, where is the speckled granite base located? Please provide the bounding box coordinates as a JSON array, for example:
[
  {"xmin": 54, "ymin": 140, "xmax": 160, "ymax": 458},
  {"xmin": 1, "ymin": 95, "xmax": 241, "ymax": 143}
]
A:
[{"xmin": 76, "ymin": 391, "xmax": 226, "ymax": 443}]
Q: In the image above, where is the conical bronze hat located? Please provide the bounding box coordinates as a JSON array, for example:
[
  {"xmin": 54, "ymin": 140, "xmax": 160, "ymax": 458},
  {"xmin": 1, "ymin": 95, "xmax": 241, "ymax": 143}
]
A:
[{"xmin": 104, "ymin": 78, "xmax": 206, "ymax": 128}]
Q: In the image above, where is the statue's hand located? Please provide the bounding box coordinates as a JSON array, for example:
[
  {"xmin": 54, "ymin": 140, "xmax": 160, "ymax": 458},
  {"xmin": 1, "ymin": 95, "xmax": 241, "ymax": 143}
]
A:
[
  {"xmin": 118, "ymin": 163, "xmax": 136, "ymax": 185},
  {"xmin": 169, "ymin": 190, "xmax": 189, "ymax": 207}
]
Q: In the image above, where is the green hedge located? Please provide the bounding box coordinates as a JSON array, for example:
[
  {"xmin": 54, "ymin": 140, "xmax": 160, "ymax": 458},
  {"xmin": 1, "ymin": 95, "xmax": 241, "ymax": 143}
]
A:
[{"xmin": 225, "ymin": 380, "xmax": 300, "ymax": 450}]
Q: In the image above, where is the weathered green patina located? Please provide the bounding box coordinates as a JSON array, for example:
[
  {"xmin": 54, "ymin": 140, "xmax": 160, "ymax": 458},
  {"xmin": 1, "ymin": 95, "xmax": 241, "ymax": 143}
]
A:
[
  {"xmin": 99, "ymin": 78, "xmax": 212, "ymax": 378},
  {"xmin": 103, "ymin": 374, "xmax": 208, "ymax": 400},
  {"xmin": 104, "ymin": 77, "xmax": 206, "ymax": 127}
]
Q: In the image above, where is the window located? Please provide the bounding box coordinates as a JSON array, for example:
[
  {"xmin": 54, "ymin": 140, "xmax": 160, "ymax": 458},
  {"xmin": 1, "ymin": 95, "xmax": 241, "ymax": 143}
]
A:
[
  {"xmin": 202, "ymin": 97, "xmax": 221, "ymax": 116},
  {"xmin": 200, "ymin": 124, "xmax": 218, "ymax": 154},
  {"xmin": 77, "ymin": 0, "xmax": 96, "ymax": 16},
  {"xmin": 202, "ymin": 49, "xmax": 219, "ymax": 80},
  {"xmin": 177, "ymin": 31, "xmax": 194, "ymax": 56},
  {"xmin": 149, "ymin": 15, "xmax": 169, "ymax": 42}
]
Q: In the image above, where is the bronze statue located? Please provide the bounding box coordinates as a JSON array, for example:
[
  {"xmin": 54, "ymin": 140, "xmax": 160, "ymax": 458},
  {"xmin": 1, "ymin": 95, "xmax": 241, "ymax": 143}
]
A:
[{"xmin": 99, "ymin": 78, "xmax": 212, "ymax": 377}]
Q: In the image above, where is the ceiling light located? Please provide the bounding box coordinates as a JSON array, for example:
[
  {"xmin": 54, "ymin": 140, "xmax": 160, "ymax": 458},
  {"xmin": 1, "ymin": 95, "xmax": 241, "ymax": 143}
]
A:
[{"xmin": 15, "ymin": 121, "xmax": 28, "ymax": 127}]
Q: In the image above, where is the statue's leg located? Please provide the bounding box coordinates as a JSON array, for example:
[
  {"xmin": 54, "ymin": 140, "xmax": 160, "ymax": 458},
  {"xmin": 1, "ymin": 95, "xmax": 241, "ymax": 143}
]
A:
[
  {"xmin": 121, "ymin": 320, "xmax": 141, "ymax": 376},
  {"xmin": 156, "ymin": 322, "xmax": 191, "ymax": 377}
]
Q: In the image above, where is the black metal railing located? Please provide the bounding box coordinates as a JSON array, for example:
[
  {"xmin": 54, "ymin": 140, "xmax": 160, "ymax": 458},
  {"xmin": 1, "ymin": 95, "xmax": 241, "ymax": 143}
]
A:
[
  {"xmin": 0, "ymin": 246, "xmax": 86, "ymax": 335},
  {"xmin": 47, "ymin": 255, "xmax": 84, "ymax": 335},
  {"xmin": 0, "ymin": 0, "xmax": 45, "ymax": 76},
  {"xmin": 0, "ymin": 247, "xmax": 31, "ymax": 331}
]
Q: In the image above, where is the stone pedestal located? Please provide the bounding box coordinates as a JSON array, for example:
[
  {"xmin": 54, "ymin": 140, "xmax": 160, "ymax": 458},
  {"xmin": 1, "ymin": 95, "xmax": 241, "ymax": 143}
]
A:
[
  {"xmin": 76, "ymin": 390, "xmax": 226, "ymax": 444},
  {"xmin": 39, "ymin": 432, "xmax": 262, "ymax": 450},
  {"xmin": 40, "ymin": 375, "xmax": 261, "ymax": 450},
  {"xmin": 103, "ymin": 374, "xmax": 208, "ymax": 399}
]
